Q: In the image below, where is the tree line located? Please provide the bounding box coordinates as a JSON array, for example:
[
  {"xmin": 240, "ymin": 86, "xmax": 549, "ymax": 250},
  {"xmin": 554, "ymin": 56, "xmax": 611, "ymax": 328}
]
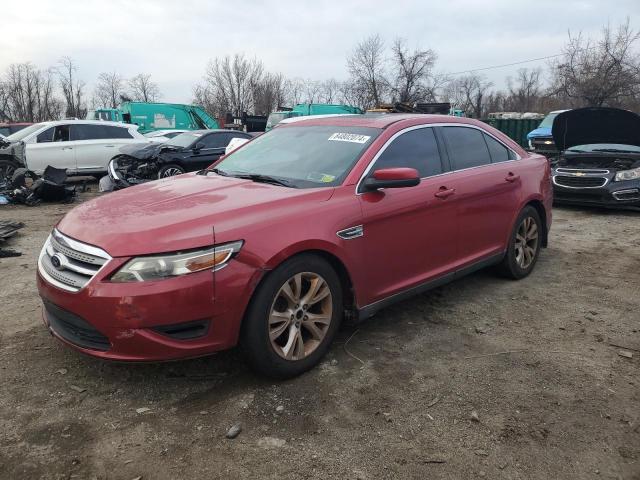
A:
[{"xmin": 1, "ymin": 19, "xmax": 639, "ymax": 124}]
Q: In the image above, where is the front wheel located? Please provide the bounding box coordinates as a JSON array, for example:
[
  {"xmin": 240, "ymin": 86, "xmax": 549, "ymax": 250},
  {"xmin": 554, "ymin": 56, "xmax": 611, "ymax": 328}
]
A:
[
  {"xmin": 241, "ymin": 254, "xmax": 343, "ymax": 378},
  {"xmin": 0, "ymin": 159, "xmax": 19, "ymax": 181},
  {"xmin": 498, "ymin": 206, "xmax": 542, "ymax": 279},
  {"xmin": 158, "ymin": 164, "xmax": 185, "ymax": 178}
]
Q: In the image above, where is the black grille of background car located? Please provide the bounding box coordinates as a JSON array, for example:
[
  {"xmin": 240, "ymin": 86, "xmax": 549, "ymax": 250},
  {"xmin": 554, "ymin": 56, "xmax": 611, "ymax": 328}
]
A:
[
  {"xmin": 554, "ymin": 176, "xmax": 607, "ymax": 188},
  {"xmin": 38, "ymin": 230, "xmax": 110, "ymax": 292},
  {"xmin": 43, "ymin": 300, "xmax": 111, "ymax": 351},
  {"xmin": 532, "ymin": 137, "xmax": 556, "ymax": 151}
]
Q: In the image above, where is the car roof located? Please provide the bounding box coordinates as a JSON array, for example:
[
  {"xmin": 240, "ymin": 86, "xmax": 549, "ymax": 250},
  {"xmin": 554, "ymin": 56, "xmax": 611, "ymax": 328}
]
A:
[
  {"xmin": 0, "ymin": 122, "xmax": 33, "ymax": 127},
  {"xmin": 280, "ymin": 113, "xmax": 488, "ymax": 130},
  {"xmin": 34, "ymin": 119, "xmax": 138, "ymax": 128}
]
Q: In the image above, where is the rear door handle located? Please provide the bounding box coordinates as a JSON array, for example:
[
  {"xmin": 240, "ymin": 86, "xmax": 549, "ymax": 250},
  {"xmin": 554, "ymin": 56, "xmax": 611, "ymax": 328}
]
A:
[
  {"xmin": 434, "ymin": 187, "xmax": 456, "ymax": 199},
  {"xmin": 62, "ymin": 146, "xmax": 73, "ymax": 150},
  {"xmin": 104, "ymin": 145, "xmax": 115, "ymax": 148},
  {"xmin": 505, "ymin": 172, "xmax": 520, "ymax": 182}
]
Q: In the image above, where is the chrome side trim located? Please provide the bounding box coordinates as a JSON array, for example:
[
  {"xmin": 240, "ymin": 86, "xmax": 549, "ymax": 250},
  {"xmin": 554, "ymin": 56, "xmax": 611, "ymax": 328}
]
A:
[
  {"xmin": 355, "ymin": 123, "xmax": 521, "ymax": 195},
  {"xmin": 337, "ymin": 225, "xmax": 364, "ymax": 240}
]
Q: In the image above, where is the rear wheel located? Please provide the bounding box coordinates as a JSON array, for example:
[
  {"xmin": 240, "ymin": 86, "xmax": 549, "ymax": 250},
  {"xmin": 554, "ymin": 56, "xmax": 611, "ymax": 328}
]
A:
[
  {"xmin": 498, "ymin": 206, "xmax": 542, "ymax": 279},
  {"xmin": 241, "ymin": 254, "xmax": 343, "ymax": 378},
  {"xmin": 158, "ymin": 164, "xmax": 185, "ymax": 178}
]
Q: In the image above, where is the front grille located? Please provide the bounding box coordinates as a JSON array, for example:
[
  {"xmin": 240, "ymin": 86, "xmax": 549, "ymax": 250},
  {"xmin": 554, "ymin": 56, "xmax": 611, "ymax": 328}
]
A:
[
  {"xmin": 553, "ymin": 175, "xmax": 608, "ymax": 188},
  {"xmin": 38, "ymin": 229, "xmax": 111, "ymax": 292},
  {"xmin": 44, "ymin": 300, "xmax": 110, "ymax": 351},
  {"xmin": 532, "ymin": 137, "xmax": 556, "ymax": 152}
]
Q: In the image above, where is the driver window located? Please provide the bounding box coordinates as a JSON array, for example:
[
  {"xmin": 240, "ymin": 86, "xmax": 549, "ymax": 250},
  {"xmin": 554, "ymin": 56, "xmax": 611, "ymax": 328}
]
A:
[
  {"xmin": 373, "ymin": 127, "xmax": 443, "ymax": 178},
  {"xmin": 53, "ymin": 125, "xmax": 70, "ymax": 142},
  {"xmin": 36, "ymin": 127, "xmax": 55, "ymax": 143}
]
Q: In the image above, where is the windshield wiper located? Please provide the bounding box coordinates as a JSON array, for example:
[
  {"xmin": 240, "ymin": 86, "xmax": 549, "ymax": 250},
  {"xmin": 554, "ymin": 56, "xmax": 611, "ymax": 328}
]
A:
[
  {"xmin": 230, "ymin": 173, "xmax": 296, "ymax": 188},
  {"xmin": 198, "ymin": 167, "xmax": 230, "ymax": 176},
  {"xmin": 592, "ymin": 148, "xmax": 640, "ymax": 153}
]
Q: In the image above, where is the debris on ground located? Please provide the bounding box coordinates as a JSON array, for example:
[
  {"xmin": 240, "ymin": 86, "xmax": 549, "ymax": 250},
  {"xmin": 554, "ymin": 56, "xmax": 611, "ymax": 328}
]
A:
[
  {"xmin": 69, "ymin": 385, "xmax": 86, "ymax": 393},
  {"xmin": 257, "ymin": 437, "xmax": 286, "ymax": 448},
  {"xmin": 618, "ymin": 350, "xmax": 634, "ymax": 359},
  {"xmin": 225, "ymin": 423, "xmax": 242, "ymax": 439},
  {"xmin": 0, "ymin": 220, "xmax": 24, "ymax": 257},
  {"xmin": 0, "ymin": 166, "xmax": 78, "ymax": 206},
  {"xmin": 135, "ymin": 407, "xmax": 151, "ymax": 414},
  {"xmin": 470, "ymin": 410, "xmax": 480, "ymax": 422}
]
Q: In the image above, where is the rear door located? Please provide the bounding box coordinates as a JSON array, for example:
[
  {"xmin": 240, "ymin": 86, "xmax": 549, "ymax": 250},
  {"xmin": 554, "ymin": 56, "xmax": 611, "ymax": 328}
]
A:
[
  {"xmin": 357, "ymin": 126, "xmax": 458, "ymax": 305},
  {"xmin": 25, "ymin": 125, "xmax": 75, "ymax": 174},
  {"xmin": 439, "ymin": 126, "xmax": 521, "ymax": 265},
  {"xmin": 72, "ymin": 124, "xmax": 139, "ymax": 172}
]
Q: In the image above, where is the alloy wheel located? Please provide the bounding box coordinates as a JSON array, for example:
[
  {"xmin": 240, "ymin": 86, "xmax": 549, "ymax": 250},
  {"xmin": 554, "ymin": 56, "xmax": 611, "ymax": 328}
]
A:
[
  {"xmin": 0, "ymin": 163, "xmax": 16, "ymax": 181},
  {"xmin": 269, "ymin": 272, "xmax": 333, "ymax": 361},
  {"xmin": 514, "ymin": 216, "xmax": 539, "ymax": 269},
  {"xmin": 161, "ymin": 167, "xmax": 183, "ymax": 177}
]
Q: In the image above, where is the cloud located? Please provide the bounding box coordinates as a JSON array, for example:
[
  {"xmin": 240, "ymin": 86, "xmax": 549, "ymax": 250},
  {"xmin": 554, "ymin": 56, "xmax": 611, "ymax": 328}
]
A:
[{"xmin": 2, "ymin": 0, "xmax": 638, "ymax": 103}]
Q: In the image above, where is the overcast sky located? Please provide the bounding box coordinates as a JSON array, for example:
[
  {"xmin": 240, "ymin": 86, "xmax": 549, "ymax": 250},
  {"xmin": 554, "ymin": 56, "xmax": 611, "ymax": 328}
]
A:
[{"xmin": 3, "ymin": 0, "xmax": 639, "ymax": 104}]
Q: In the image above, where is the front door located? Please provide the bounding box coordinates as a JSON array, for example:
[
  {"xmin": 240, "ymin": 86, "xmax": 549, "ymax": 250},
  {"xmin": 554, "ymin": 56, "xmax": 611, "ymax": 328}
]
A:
[
  {"xmin": 357, "ymin": 126, "xmax": 458, "ymax": 306},
  {"xmin": 25, "ymin": 125, "xmax": 75, "ymax": 174}
]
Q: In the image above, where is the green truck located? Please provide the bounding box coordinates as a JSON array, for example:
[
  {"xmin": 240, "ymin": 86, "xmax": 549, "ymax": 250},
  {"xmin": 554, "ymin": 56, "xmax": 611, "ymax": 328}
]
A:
[
  {"xmin": 265, "ymin": 103, "xmax": 363, "ymax": 131},
  {"xmin": 86, "ymin": 102, "xmax": 219, "ymax": 134}
]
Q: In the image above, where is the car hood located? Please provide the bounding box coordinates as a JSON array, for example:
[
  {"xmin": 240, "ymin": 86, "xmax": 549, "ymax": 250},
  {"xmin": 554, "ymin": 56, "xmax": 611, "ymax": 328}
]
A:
[
  {"xmin": 117, "ymin": 142, "xmax": 180, "ymax": 160},
  {"xmin": 526, "ymin": 127, "xmax": 551, "ymax": 140},
  {"xmin": 0, "ymin": 140, "xmax": 26, "ymax": 165},
  {"xmin": 552, "ymin": 107, "xmax": 640, "ymax": 151},
  {"xmin": 57, "ymin": 173, "xmax": 334, "ymax": 257}
]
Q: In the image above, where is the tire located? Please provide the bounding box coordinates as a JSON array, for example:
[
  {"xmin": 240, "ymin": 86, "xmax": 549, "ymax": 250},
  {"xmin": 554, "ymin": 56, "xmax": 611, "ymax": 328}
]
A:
[
  {"xmin": 240, "ymin": 254, "xmax": 343, "ymax": 379},
  {"xmin": 497, "ymin": 206, "xmax": 542, "ymax": 279},
  {"xmin": 0, "ymin": 159, "xmax": 19, "ymax": 181},
  {"xmin": 157, "ymin": 164, "xmax": 185, "ymax": 178}
]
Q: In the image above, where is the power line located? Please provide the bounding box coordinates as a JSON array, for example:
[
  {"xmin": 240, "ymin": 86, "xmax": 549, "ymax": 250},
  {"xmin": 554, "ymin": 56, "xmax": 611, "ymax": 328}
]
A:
[{"xmin": 446, "ymin": 52, "xmax": 566, "ymax": 76}]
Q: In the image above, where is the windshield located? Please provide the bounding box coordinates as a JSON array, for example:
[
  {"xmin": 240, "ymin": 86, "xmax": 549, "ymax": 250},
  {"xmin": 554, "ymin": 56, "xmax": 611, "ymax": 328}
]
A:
[
  {"xmin": 166, "ymin": 131, "xmax": 203, "ymax": 148},
  {"xmin": 6, "ymin": 123, "xmax": 47, "ymax": 142},
  {"xmin": 214, "ymin": 125, "xmax": 380, "ymax": 188},
  {"xmin": 566, "ymin": 143, "xmax": 640, "ymax": 153},
  {"xmin": 538, "ymin": 112, "xmax": 560, "ymax": 128},
  {"xmin": 266, "ymin": 112, "xmax": 292, "ymax": 130}
]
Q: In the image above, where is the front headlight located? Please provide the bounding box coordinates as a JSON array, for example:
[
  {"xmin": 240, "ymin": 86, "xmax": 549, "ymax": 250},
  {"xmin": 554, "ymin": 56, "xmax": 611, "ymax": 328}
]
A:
[
  {"xmin": 528, "ymin": 139, "xmax": 533, "ymax": 149},
  {"xmin": 615, "ymin": 167, "xmax": 640, "ymax": 182},
  {"xmin": 110, "ymin": 240, "xmax": 243, "ymax": 282}
]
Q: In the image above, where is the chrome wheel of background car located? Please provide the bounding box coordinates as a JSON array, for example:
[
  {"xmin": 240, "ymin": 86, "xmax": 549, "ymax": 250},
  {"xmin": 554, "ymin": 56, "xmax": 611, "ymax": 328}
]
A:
[
  {"xmin": 514, "ymin": 216, "xmax": 539, "ymax": 269},
  {"xmin": 160, "ymin": 167, "xmax": 184, "ymax": 178},
  {"xmin": 269, "ymin": 272, "xmax": 333, "ymax": 361}
]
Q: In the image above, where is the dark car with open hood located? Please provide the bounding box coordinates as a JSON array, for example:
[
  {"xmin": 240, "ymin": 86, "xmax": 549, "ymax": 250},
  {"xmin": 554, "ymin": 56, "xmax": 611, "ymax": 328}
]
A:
[
  {"xmin": 551, "ymin": 107, "xmax": 640, "ymax": 208},
  {"xmin": 104, "ymin": 129, "xmax": 252, "ymax": 190}
]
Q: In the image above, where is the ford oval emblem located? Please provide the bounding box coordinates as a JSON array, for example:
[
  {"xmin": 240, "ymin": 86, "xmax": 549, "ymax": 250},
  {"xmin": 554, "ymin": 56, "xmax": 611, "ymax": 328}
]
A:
[{"xmin": 50, "ymin": 254, "xmax": 64, "ymax": 270}]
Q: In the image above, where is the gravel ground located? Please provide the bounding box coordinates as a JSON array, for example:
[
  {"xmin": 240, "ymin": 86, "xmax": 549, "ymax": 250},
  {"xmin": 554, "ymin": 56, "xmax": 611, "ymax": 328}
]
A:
[{"xmin": 0, "ymin": 186, "xmax": 639, "ymax": 480}]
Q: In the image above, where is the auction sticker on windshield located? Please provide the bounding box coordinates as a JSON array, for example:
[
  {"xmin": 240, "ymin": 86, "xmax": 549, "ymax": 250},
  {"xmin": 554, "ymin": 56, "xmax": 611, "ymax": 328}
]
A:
[{"xmin": 328, "ymin": 133, "xmax": 371, "ymax": 144}]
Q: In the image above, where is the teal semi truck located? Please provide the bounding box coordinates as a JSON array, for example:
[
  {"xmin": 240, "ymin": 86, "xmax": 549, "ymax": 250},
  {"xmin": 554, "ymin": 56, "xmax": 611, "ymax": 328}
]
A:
[
  {"xmin": 265, "ymin": 103, "xmax": 363, "ymax": 131},
  {"xmin": 86, "ymin": 102, "xmax": 219, "ymax": 134}
]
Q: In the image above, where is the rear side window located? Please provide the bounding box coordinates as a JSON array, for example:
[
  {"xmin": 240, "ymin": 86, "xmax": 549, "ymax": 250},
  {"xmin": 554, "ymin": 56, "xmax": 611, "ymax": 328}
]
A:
[
  {"xmin": 483, "ymin": 133, "xmax": 515, "ymax": 163},
  {"xmin": 374, "ymin": 127, "xmax": 442, "ymax": 177},
  {"xmin": 442, "ymin": 126, "xmax": 491, "ymax": 170},
  {"xmin": 72, "ymin": 124, "xmax": 133, "ymax": 140},
  {"xmin": 201, "ymin": 133, "xmax": 231, "ymax": 149},
  {"xmin": 105, "ymin": 126, "xmax": 133, "ymax": 139}
]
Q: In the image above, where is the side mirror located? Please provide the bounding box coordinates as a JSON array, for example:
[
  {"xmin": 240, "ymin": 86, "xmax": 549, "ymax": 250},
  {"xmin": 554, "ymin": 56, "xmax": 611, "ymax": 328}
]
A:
[
  {"xmin": 193, "ymin": 142, "xmax": 205, "ymax": 152},
  {"xmin": 362, "ymin": 168, "xmax": 420, "ymax": 191}
]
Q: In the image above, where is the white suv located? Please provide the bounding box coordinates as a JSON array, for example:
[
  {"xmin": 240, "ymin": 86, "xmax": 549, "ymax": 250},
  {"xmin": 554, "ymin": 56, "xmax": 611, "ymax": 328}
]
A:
[{"xmin": 2, "ymin": 120, "xmax": 147, "ymax": 176}]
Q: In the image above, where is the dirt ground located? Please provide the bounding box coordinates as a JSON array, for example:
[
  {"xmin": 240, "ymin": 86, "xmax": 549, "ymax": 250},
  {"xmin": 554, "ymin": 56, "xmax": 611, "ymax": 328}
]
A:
[{"xmin": 0, "ymin": 184, "xmax": 639, "ymax": 480}]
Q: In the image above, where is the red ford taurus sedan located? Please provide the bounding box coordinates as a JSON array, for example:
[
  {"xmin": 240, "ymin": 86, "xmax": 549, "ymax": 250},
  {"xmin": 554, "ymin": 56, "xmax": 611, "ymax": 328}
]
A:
[{"xmin": 37, "ymin": 114, "xmax": 552, "ymax": 377}]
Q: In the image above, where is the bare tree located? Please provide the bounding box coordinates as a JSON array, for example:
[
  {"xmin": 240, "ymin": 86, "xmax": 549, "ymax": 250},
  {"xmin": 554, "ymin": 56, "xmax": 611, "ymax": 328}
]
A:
[
  {"xmin": 444, "ymin": 74, "xmax": 494, "ymax": 118},
  {"xmin": 550, "ymin": 19, "xmax": 640, "ymax": 107},
  {"xmin": 347, "ymin": 34, "xmax": 388, "ymax": 108},
  {"xmin": 93, "ymin": 71, "xmax": 126, "ymax": 108},
  {"xmin": 318, "ymin": 79, "xmax": 340, "ymax": 104},
  {"xmin": 0, "ymin": 62, "xmax": 62, "ymax": 122},
  {"xmin": 129, "ymin": 73, "xmax": 161, "ymax": 102},
  {"xmin": 505, "ymin": 68, "xmax": 542, "ymax": 111},
  {"xmin": 194, "ymin": 54, "xmax": 265, "ymax": 118},
  {"xmin": 57, "ymin": 57, "xmax": 86, "ymax": 118},
  {"xmin": 390, "ymin": 38, "xmax": 438, "ymax": 103},
  {"xmin": 253, "ymin": 72, "xmax": 288, "ymax": 115}
]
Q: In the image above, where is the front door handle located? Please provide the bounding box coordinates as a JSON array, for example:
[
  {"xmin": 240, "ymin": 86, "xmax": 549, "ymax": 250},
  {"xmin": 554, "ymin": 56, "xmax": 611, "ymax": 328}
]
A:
[
  {"xmin": 434, "ymin": 187, "xmax": 456, "ymax": 199},
  {"xmin": 505, "ymin": 172, "xmax": 520, "ymax": 182},
  {"xmin": 61, "ymin": 146, "xmax": 73, "ymax": 150},
  {"xmin": 104, "ymin": 145, "xmax": 115, "ymax": 148}
]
